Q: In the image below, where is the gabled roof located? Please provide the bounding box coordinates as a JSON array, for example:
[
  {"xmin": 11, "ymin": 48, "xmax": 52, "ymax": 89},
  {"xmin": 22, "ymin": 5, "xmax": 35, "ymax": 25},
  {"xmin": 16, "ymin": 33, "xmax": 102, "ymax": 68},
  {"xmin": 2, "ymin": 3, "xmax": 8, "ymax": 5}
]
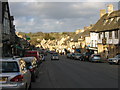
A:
[{"xmin": 90, "ymin": 10, "xmax": 120, "ymax": 32}]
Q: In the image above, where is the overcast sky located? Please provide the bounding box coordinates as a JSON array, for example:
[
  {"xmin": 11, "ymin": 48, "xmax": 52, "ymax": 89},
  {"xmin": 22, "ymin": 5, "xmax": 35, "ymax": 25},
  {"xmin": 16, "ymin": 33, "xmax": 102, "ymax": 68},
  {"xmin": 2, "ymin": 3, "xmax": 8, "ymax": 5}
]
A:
[{"xmin": 9, "ymin": 1, "xmax": 118, "ymax": 33}]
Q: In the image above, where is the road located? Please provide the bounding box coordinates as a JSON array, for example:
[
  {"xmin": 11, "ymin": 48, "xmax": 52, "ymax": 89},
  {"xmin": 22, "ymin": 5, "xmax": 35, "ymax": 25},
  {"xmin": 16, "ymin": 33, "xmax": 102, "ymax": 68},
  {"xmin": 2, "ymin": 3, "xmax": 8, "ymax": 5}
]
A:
[{"xmin": 32, "ymin": 54, "xmax": 118, "ymax": 88}]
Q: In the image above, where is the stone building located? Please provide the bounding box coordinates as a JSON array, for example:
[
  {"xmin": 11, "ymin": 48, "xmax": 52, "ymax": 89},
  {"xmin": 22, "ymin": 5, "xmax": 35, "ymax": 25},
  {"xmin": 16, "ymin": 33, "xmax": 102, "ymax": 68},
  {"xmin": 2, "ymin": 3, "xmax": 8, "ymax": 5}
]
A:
[
  {"xmin": 0, "ymin": 1, "xmax": 17, "ymax": 57},
  {"xmin": 91, "ymin": 4, "xmax": 120, "ymax": 59}
]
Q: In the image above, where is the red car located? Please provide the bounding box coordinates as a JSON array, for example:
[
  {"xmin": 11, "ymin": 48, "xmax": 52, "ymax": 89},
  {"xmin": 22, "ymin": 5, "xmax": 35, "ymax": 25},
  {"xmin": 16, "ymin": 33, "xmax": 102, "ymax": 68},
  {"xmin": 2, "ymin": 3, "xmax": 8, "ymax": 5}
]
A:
[{"xmin": 24, "ymin": 50, "xmax": 41, "ymax": 64}]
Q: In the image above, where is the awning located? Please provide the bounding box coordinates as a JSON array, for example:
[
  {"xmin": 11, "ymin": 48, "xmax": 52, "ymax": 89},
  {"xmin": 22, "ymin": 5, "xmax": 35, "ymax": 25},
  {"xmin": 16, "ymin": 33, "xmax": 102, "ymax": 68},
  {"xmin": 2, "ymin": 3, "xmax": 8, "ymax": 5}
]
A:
[
  {"xmin": 88, "ymin": 47, "xmax": 98, "ymax": 51},
  {"xmin": 14, "ymin": 45, "xmax": 24, "ymax": 50}
]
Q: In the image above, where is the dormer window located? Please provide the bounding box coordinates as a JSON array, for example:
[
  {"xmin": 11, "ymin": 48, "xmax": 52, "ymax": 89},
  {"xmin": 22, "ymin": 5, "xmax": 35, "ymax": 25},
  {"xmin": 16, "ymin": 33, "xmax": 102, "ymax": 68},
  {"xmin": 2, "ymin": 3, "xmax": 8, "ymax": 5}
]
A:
[
  {"xmin": 103, "ymin": 19, "xmax": 108, "ymax": 25},
  {"xmin": 116, "ymin": 17, "xmax": 120, "ymax": 22},
  {"xmin": 114, "ymin": 17, "xmax": 120, "ymax": 23},
  {"xmin": 108, "ymin": 18, "xmax": 114, "ymax": 24}
]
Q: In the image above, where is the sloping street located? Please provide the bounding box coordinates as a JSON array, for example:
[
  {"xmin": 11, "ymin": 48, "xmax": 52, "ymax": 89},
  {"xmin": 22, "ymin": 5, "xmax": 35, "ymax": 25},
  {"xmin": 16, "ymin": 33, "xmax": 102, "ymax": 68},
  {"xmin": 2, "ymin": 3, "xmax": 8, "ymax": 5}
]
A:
[{"xmin": 32, "ymin": 54, "xmax": 118, "ymax": 88}]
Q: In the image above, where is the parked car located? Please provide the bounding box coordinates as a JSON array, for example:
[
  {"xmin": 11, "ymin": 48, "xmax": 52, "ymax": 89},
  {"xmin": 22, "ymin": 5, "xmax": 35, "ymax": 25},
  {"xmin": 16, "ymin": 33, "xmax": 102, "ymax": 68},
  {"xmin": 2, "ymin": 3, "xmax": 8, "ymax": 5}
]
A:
[
  {"xmin": 108, "ymin": 54, "xmax": 120, "ymax": 65},
  {"xmin": 89, "ymin": 54, "xmax": 101, "ymax": 62},
  {"xmin": 66, "ymin": 53, "xmax": 72, "ymax": 58},
  {"xmin": 83, "ymin": 52, "xmax": 92, "ymax": 61},
  {"xmin": 70, "ymin": 53, "xmax": 75, "ymax": 59},
  {"xmin": 74, "ymin": 53, "xmax": 83, "ymax": 60},
  {"xmin": 39, "ymin": 49, "xmax": 47, "ymax": 56},
  {"xmin": 24, "ymin": 50, "xmax": 41, "ymax": 64},
  {"xmin": 43, "ymin": 49, "xmax": 48, "ymax": 56},
  {"xmin": 40, "ymin": 54, "xmax": 45, "ymax": 61},
  {"xmin": 49, "ymin": 50, "xmax": 56, "ymax": 54},
  {"xmin": 0, "ymin": 57, "xmax": 31, "ymax": 90},
  {"xmin": 22, "ymin": 57, "xmax": 39, "ymax": 82},
  {"xmin": 51, "ymin": 54, "xmax": 59, "ymax": 60}
]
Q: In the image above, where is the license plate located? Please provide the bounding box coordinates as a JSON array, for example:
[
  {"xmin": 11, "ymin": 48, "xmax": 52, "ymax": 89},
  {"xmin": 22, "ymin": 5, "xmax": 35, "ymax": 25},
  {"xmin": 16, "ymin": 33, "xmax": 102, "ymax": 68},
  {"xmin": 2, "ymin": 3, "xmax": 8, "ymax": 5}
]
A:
[{"xmin": 0, "ymin": 77, "xmax": 7, "ymax": 82}]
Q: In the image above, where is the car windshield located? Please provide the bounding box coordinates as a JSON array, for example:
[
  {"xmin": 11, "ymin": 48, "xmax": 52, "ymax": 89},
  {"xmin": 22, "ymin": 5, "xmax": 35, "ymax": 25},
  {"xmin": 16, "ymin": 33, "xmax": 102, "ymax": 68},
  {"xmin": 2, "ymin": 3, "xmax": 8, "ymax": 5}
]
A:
[
  {"xmin": 94, "ymin": 55, "xmax": 100, "ymax": 57},
  {"xmin": 1, "ymin": 62, "xmax": 19, "ymax": 72}
]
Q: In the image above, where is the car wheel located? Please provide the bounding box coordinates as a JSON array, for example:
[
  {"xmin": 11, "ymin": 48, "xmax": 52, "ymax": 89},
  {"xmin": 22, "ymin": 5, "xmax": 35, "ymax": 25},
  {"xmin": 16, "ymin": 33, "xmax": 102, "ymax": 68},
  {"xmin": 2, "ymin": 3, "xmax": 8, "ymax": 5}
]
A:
[
  {"xmin": 28, "ymin": 82, "xmax": 32, "ymax": 90},
  {"xmin": 25, "ymin": 84, "xmax": 28, "ymax": 90},
  {"xmin": 32, "ymin": 75, "xmax": 36, "ymax": 82}
]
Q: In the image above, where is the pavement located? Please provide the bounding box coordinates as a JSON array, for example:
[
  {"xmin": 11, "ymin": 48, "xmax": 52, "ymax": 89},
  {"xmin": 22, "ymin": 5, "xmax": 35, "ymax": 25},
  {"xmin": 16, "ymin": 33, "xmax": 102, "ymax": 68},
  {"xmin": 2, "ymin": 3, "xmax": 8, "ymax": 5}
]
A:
[{"xmin": 31, "ymin": 54, "xmax": 119, "ymax": 88}]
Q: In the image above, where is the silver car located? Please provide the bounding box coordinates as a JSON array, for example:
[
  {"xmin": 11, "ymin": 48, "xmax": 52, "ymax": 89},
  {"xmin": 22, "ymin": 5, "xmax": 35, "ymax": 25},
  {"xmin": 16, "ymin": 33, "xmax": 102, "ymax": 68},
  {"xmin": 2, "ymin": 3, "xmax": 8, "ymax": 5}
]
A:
[
  {"xmin": 74, "ymin": 53, "xmax": 83, "ymax": 60},
  {"xmin": 66, "ymin": 53, "xmax": 72, "ymax": 58},
  {"xmin": 51, "ymin": 54, "xmax": 59, "ymax": 60},
  {"xmin": 108, "ymin": 54, "xmax": 120, "ymax": 65},
  {"xmin": 0, "ymin": 57, "xmax": 31, "ymax": 90},
  {"xmin": 89, "ymin": 54, "xmax": 101, "ymax": 62}
]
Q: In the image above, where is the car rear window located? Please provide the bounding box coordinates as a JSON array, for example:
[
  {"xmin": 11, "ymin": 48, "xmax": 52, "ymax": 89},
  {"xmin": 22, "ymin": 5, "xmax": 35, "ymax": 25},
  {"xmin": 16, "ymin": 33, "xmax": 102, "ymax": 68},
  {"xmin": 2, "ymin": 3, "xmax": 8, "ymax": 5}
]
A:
[
  {"xmin": 53, "ymin": 54, "xmax": 58, "ymax": 56},
  {"xmin": 1, "ymin": 62, "xmax": 19, "ymax": 72},
  {"xmin": 76, "ymin": 54, "xmax": 82, "ymax": 56},
  {"xmin": 94, "ymin": 55, "xmax": 100, "ymax": 57}
]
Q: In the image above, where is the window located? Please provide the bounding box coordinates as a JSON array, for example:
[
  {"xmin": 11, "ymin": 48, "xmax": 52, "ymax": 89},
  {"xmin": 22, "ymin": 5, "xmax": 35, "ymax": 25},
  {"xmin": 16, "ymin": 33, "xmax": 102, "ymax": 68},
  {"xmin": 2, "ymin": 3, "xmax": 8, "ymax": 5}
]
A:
[
  {"xmin": 108, "ymin": 18, "xmax": 114, "ymax": 24},
  {"xmin": 103, "ymin": 32, "xmax": 105, "ymax": 38},
  {"xmin": 3, "ymin": 11, "xmax": 10, "ymax": 34},
  {"xmin": 91, "ymin": 40, "xmax": 93, "ymax": 47},
  {"xmin": 103, "ymin": 19, "xmax": 108, "ymax": 25},
  {"xmin": 115, "ymin": 30, "xmax": 118, "ymax": 39},
  {"xmin": 95, "ymin": 40, "xmax": 97, "ymax": 47},
  {"xmin": 99, "ymin": 32, "xmax": 101, "ymax": 39},
  {"xmin": 109, "ymin": 31, "xmax": 112, "ymax": 39},
  {"xmin": 116, "ymin": 17, "xmax": 120, "ymax": 22}
]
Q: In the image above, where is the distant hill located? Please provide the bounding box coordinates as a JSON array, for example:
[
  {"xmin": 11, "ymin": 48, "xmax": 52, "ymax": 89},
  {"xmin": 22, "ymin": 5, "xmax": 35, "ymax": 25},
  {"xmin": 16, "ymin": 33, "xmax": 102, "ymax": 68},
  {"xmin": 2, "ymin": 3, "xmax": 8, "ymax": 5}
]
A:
[{"xmin": 18, "ymin": 32, "xmax": 76, "ymax": 45}]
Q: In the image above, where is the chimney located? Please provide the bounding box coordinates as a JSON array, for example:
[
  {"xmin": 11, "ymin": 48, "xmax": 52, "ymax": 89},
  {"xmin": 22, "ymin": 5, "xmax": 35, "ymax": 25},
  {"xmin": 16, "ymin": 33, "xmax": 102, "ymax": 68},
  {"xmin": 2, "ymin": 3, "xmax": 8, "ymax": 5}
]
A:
[
  {"xmin": 100, "ymin": 9, "xmax": 106, "ymax": 18},
  {"xmin": 107, "ymin": 4, "xmax": 114, "ymax": 14}
]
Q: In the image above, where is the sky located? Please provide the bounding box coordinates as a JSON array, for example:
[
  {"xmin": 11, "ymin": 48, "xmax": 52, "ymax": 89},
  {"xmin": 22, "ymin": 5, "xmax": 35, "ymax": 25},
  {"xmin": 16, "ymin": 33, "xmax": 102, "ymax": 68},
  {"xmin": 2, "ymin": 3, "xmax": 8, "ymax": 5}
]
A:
[{"xmin": 8, "ymin": 1, "xmax": 119, "ymax": 33}]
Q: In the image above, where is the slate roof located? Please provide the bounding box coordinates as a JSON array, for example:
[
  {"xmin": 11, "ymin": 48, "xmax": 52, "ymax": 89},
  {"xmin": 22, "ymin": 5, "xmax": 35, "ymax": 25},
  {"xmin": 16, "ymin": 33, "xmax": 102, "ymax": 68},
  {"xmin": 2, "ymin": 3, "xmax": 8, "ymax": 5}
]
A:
[{"xmin": 90, "ymin": 10, "xmax": 120, "ymax": 32}]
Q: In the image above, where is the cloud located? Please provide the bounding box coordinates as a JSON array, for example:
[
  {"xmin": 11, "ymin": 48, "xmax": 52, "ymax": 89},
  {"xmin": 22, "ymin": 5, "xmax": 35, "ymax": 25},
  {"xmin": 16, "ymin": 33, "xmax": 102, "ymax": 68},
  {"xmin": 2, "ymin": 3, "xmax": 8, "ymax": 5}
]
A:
[{"xmin": 9, "ymin": 2, "xmax": 118, "ymax": 33}]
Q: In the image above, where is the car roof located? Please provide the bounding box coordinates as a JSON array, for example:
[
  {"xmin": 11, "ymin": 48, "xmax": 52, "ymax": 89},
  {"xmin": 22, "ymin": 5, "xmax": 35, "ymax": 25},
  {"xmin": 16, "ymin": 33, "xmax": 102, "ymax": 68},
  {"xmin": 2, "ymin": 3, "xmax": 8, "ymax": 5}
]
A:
[
  {"xmin": 92, "ymin": 54, "xmax": 100, "ymax": 55},
  {"xmin": 22, "ymin": 57, "xmax": 36, "ymax": 62},
  {"xmin": 0, "ymin": 57, "xmax": 22, "ymax": 62}
]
